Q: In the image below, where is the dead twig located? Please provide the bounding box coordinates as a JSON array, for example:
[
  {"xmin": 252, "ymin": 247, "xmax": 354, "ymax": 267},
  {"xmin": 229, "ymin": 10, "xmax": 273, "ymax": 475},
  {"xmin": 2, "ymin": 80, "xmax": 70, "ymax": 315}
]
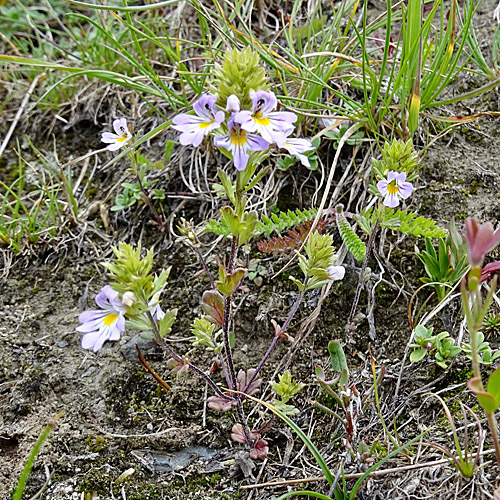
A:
[
  {"xmin": 0, "ymin": 73, "xmax": 45, "ymax": 159},
  {"xmin": 241, "ymin": 449, "xmax": 496, "ymax": 490}
]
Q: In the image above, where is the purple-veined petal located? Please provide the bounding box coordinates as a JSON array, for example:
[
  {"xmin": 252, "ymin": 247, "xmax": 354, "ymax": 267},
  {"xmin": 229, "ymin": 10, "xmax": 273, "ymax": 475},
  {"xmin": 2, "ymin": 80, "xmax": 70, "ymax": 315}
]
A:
[
  {"xmin": 95, "ymin": 285, "xmax": 117, "ymax": 309},
  {"xmin": 232, "ymin": 144, "xmax": 249, "ymax": 171},
  {"xmin": 234, "ymin": 110, "xmax": 253, "ymax": 128},
  {"xmin": 179, "ymin": 129, "xmax": 205, "ymax": 147},
  {"xmin": 387, "ymin": 171, "xmax": 398, "ymax": 182},
  {"xmin": 78, "ymin": 309, "xmax": 107, "ymax": 324},
  {"xmin": 250, "ymin": 90, "xmax": 277, "ymax": 115},
  {"xmin": 192, "ymin": 94, "xmax": 218, "ymax": 121},
  {"xmin": 108, "ymin": 322, "xmax": 123, "ymax": 341},
  {"xmin": 282, "ymin": 137, "xmax": 314, "ymax": 153},
  {"xmin": 268, "ymin": 111, "xmax": 297, "ymax": 130},
  {"xmin": 213, "ymin": 135, "xmax": 231, "ymax": 149},
  {"xmin": 395, "ymin": 171, "xmax": 407, "ymax": 183},
  {"xmin": 77, "ymin": 315, "xmax": 108, "ymax": 333},
  {"xmin": 398, "ymin": 181, "xmax": 413, "ymax": 199},
  {"xmin": 246, "ymin": 134, "xmax": 270, "ymax": 151},
  {"xmin": 172, "ymin": 113, "xmax": 205, "ymax": 127},
  {"xmin": 377, "ymin": 180, "xmax": 389, "ymax": 196},
  {"xmin": 384, "ymin": 193, "xmax": 400, "ymax": 208},
  {"xmin": 254, "ymin": 126, "xmax": 284, "ymax": 145}
]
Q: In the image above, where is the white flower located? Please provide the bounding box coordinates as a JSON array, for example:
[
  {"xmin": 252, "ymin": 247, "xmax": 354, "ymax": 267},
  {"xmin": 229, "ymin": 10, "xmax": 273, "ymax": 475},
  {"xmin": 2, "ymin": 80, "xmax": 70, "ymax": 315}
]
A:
[
  {"xmin": 277, "ymin": 137, "xmax": 314, "ymax": 168},
  {"xmin": 327, "ymin": 265, "xmax": 345, "ymax": 281},
  {"xmin": 494, "ymin": 1, "xmax": 500, "ymax": 23},
  {"xmin": 101, "ymin": 118, "xmax": 133, "ymax": 151},
  {"xmin": 148, "ymin": 291, "xmax": 165, "ymax": 322},
  {"xmin": 121, "ymin": 291, "xmax": 137, "ymax": 308}
]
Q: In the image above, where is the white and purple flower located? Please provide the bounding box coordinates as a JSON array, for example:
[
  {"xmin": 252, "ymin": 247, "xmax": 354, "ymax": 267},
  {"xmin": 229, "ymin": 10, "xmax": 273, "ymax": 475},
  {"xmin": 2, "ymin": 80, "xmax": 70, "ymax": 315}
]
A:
[
  {"xmin": 277, "ymin": 137, "xmax": 314, "ymax": 168},
  {"xmin": 236, "ymin": 90, "xmax": 297, "ymax": 144},
  {"xmin": 377, "ymin": 171, "xmax": 413, "ymax": 208},
  {"xmin": 101, "ymin": 118, "xmax": 133, "ymax": 151},
  {"xmin": 76, "ymin": 285, "xmax": 127, "ymax": 352},
  {"xmin": 149, "ymin": 291, "xmax": 165, "ymax": 322},
  {"xmin": 213, "ymin": 117, "xmax": 269, "ymax": 171},
  {"xmin": 172, "ymin": 94, "xmax": 225, "ymax": 147}
]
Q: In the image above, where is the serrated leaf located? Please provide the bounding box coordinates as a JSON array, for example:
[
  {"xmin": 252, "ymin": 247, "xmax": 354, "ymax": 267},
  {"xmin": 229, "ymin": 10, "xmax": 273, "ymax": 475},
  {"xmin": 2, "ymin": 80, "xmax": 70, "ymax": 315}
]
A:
[
  {"xmin": 127, "ymin": 315, "xmax": 154, "ymax": 331},
  {"xmin": 216, "ymin": 268, "xmax": 246, "ymax": 296},
  {"xmin": 158, "ymin": 308, "xmax": 178, "ymax": 338}
]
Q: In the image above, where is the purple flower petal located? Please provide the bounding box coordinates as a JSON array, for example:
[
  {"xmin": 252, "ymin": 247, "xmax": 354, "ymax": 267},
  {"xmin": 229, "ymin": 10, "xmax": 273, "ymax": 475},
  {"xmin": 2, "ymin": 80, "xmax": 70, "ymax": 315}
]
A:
[
  {"xmin": 233, "ymin": 144, "xmax": 249, "ymax": 171},
  {"xmin": 179, "ymin": 129, "xmax": 205, "ymax": 147},
  {"xmin": 226, "ymin": 95, "xmax": 240, "ymax": 113},
  {"xmin": 377, "ymin": 180, "xmax": 389, "ymax": 196},
  {"xmin": 247, "ymin": 134, "xmax": 270, "ymax": 151},
  {"xmin": 296, "ymin": 152, "xmax": 311, "ymax": 167},
  {"xmin": 387, "ymin": 171, "xmax": 398, "ymax": 182},
  {"xmin": 81, "ymin": 330, "xmax": 104, "ymax": 352},
  {"xmin": 395, "ymin": 171, "xmax": 407, "ymax": 183},
  {"xmin": 250, "ymin": 90, "xmax": 277, "ymax": 115},
  {"xmin": 213, "ymin": 135, "xmax": 231, "ymax": 149},
  {"xmin": 192, "ymin": 94, "xmax": 218, "ymax": 121},
  {"xmin": 234, "ymin": 110, "xmax": 253, "ymax": 128},
  {"xmin": 398, "ymin": 181, "xmax": 413, "ymax": 199},
  {"xmin": 268, "ymin": 111, "xmax": 297, "ymax": 129},
  {"xmin": 172, "ymin": 113, "xmax": 204, "ymax": 127},
  {"xmin": 95, "ymin": 285, "xmax": 116, "ymax": 309},
  {"xmin": 106, "ymin": 142, "xmax": 122, "ymax": 152},
  {"xmin": 384, "ymin": 193, "xmax": 400, "ymax": 208}
]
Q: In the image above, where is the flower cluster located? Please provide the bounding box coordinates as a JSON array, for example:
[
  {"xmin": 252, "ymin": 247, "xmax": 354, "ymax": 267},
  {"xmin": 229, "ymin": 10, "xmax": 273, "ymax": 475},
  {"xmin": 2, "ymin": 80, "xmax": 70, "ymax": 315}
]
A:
[{"xmin": 172, "ymin": 91, "xmax": 314, "ymax": 171}]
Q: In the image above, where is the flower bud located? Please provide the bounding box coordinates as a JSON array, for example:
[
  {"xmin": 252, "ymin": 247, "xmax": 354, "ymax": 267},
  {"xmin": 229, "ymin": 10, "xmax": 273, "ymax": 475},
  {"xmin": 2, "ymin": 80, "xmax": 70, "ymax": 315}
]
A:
[{"xmin": 121, "ymin": 291, "xmax": 137, "ymax": 307}]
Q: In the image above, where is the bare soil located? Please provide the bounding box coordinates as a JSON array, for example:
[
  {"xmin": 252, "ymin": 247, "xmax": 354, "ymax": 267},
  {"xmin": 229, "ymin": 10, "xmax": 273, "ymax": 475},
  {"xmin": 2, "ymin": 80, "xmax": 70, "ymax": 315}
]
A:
[{"xmin": 1, "ymin": 1, "xmax": 500, "ymax": 499}]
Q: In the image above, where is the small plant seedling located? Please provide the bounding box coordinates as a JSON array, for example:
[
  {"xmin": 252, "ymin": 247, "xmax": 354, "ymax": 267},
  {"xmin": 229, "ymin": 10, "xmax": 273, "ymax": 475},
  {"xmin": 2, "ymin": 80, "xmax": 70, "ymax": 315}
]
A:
[{"xmin": 410, "ymin": 325, "xmax": 461, "ymax": 368}]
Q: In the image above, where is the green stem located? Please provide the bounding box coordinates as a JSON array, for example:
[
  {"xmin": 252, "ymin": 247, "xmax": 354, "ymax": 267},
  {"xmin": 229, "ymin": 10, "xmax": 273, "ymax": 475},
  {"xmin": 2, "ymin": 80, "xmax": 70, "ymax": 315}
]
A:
[{"xmin": 486, "ymin": 411, "xmax": 500, "ymax": 468}]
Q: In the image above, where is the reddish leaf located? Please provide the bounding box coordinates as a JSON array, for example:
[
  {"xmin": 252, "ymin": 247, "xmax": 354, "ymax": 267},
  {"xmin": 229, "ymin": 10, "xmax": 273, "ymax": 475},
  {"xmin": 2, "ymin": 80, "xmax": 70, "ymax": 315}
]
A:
[
  {"xmin": 249, "ymin": 438, "xmax": 268, "ymax": 460},
  {"xmin": 201, "ymin": 289, "xmax": 225, "ymax": 325},
  {"xmin": 480, "ymin": 260, "xmax": 500, "ymax": 283},
  {"xmin": 236, "ymin": 368, "xmax": 262, "ymax": 396},
  {"xmin": 207, "ymin": 394, "xmax": 236, "ymax": 412}
]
